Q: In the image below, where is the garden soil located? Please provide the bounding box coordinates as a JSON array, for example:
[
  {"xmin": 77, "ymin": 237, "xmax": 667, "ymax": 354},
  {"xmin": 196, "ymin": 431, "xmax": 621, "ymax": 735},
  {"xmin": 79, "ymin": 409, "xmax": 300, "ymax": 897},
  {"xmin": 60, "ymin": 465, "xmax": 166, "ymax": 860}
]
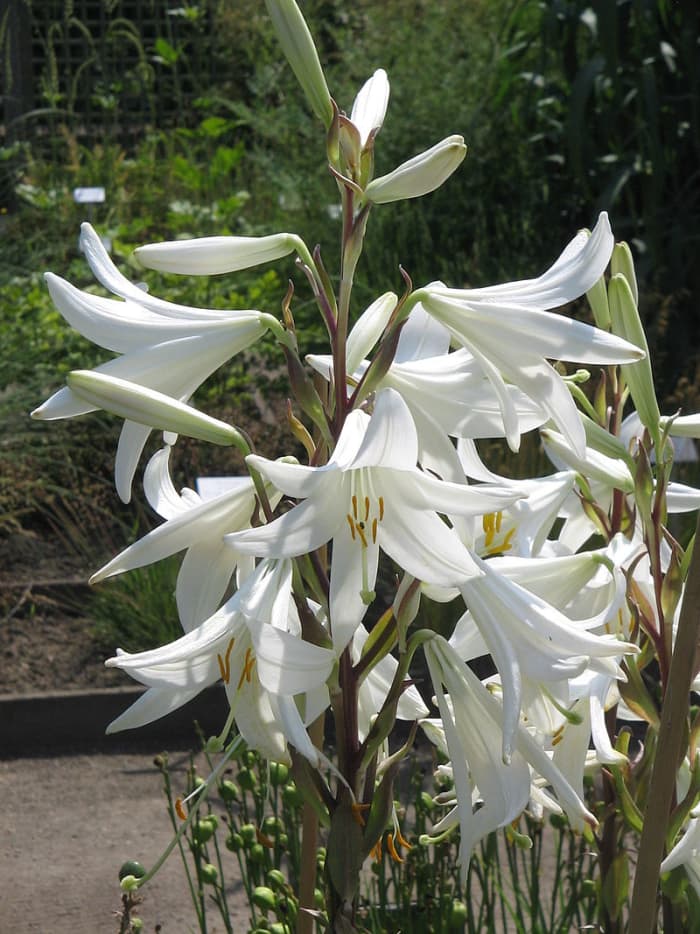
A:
[{"xmin": 0, "ymin": 749, "xmax": 251, "ymax": 933}]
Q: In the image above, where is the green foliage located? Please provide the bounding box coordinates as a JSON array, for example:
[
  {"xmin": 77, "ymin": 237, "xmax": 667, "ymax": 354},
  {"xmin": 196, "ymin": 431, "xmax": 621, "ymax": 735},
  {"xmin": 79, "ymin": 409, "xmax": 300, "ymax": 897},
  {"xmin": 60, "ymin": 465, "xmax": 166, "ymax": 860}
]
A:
[{"xmin": 151, "ymin": 742, "xmax": 598, "ymax": 933}]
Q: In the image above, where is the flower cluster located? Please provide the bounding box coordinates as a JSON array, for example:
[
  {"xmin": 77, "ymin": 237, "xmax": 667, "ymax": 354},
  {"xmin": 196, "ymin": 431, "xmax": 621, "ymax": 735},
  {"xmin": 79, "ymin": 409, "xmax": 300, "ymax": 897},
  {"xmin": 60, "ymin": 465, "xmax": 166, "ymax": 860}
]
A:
[{"xmin": 33, "ymin": 0, "xmax": 700, "ymax": 927}]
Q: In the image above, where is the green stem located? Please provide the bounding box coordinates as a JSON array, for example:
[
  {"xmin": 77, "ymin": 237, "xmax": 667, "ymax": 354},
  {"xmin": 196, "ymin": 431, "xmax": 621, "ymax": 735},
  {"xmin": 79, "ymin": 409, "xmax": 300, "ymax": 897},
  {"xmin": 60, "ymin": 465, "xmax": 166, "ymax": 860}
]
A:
[
  {"xmin": 296, "ymin": 715, "xmax": 325, "ymax": 934},
  {"xmin": 628, "ymin": 508, "xmax": 700, "ymax": 933}
]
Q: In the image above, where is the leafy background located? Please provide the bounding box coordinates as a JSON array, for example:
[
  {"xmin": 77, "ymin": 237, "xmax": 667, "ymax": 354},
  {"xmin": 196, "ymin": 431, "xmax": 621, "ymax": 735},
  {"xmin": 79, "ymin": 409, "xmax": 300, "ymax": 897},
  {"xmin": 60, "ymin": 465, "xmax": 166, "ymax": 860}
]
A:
[{"xmin": 0, "ymin": 0, "xmax": 698, "ymax": 652}]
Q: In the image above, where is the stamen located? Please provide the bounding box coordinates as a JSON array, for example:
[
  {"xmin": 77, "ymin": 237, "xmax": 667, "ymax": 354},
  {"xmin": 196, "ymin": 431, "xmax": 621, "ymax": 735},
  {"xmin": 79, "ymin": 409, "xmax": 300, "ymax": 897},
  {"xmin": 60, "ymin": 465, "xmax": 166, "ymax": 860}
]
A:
[
  {"xmin": 387, "ymin": 833, "xmax": 404, "ymax": 863},
  {"xmin": 378, "ymin": 496, "xmax": 384, "ymax": 521},
  {"xmin": 237, "ymin": 647, "xmax": 256, "ymax": 691},
  {"xmin": 370, "ymin": 838, "xmax": 382, "ymax": 862},
  {"xmin": 352, "ymin": 494, "xmax": 358, "ymax": 519},
  {"xmin": 495, "ymin": 510, "xmax": 503, "ymax": 532},
  {"xmin": 395, "ymin": 827, "xmax": 412, "ymax": 851},
  {"xmin": 216, "ymin": 637, "xmax": 235, "ymax": 684},
  {"xmin": 256, "ymin": 827, "xmax": 275, "ymax": 849},
  {"xmin": 364, "ymin": 496, "xmax": 370, "ymax": 521},
  {"xmin": 175, "ymin": 797, "xmax": 187, "ymax": 821},
  {"xmin": 346, "ymin": 514, "xmax": 357, "ymax": 540},
  {"xmin": 372, "ymin": 517, "xmax": 378, "ymax": 544},
  {"xmin": 356, "ymin": 523, "xmax": 368, "ymax": 548},
  {"xmin": 482, "ymin": 512, "xmax": 495, "ymax": 547},
  {"xmin": 351, "ymin": 802, "xmax": 370, "ymax": 827}
]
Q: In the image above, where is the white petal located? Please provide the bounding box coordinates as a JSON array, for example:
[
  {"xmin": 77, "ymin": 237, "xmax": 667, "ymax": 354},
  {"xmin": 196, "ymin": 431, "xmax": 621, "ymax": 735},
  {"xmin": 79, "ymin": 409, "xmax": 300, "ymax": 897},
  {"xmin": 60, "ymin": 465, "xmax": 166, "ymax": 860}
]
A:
[
  {"xmin": 329, "ymin": 523, "xmax": 378, "ymax": 651},
  {"xmin": 348, "ymin": 388, "xmax": 418, "ymax": 470},
  {"xmin": 436, "ymin": 214, "xmax": 614, "ymax": 310},
  {"xmin": 251, "ymin": 624, "xmax": 335, "ymax": 695},
  {"xmin": 177, "ymin": 541, "xmax": 239, "ymax": 632},
  {"xmin": 135, "ymin": 233, "xmax": 296, "ymax": 275},
  {"xmin": 350, "ymin": 68, "xmax": 390, "ymax": 146},
  {"xmin": 346, "ymin": 292, "xmax": 396, "ymax": 373}
]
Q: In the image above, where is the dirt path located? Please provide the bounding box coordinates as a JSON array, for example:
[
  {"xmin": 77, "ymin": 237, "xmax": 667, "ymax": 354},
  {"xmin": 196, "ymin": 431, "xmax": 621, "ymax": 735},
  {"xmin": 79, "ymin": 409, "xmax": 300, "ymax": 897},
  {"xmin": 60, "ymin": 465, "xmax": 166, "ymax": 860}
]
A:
[{"xmin": 0, "ymin": 749, "xmax": 250, "ymax": 933}]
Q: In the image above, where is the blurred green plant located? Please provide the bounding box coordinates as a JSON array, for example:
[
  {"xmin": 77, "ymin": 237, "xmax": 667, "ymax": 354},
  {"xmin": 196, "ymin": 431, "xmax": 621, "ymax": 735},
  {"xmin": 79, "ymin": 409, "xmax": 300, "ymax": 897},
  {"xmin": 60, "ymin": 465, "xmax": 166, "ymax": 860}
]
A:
[{"xmin": 137, "ymin": 739, "xmax": 600, "ymax": 934}]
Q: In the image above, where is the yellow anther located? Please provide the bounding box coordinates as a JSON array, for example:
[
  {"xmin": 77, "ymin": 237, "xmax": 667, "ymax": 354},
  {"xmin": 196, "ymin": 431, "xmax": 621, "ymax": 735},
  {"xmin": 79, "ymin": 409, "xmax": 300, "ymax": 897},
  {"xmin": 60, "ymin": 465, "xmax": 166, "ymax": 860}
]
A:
[
  {"xmin": 237, "ymin": 647, "xmax": 256, "ymax": 691},
  {"xmin": 216, "ymin": 637, "xmax": 236, "ymax": 684},
  {"xmin": 364, "ymin": 496, "xmax": 370, "ymax": 521},
  {"xmin": 175, "ymin": 797, "xmax": 187, "ymax": 821},
  {"xmin": 378, "ymin": 496, "xmax": 384, "ymax": 521},
  {"xmin": 395, "ymin": 827, "xmax": 412, "ymax": 851},
  {"xmin": 346, "ymin": 514, "xmax": 356, "ymax": 540},
  {"xmin": 387, "ymin": 832, "xmax": 404, "ymax": 863},
  {"xmin": 370, "ymin": 838, "xmax": 383, "ymax": 862},
  {"xmin": 372, "ymin": 517, "xmax": 378, "ymax": 543},
  {"xmin": 482, "ymin": 512, "xmax": 495, "ymax": 547},
  {"xmin": 351, "ymin": 802, "xmax": 370, "ymax": 827},
  {"xmin": 352, "ymin": 494, "xmax": 358, "ymax": 519},
  {"xmin": 495, "ymin": 510, "xmax": 503, "ymax": 532}
]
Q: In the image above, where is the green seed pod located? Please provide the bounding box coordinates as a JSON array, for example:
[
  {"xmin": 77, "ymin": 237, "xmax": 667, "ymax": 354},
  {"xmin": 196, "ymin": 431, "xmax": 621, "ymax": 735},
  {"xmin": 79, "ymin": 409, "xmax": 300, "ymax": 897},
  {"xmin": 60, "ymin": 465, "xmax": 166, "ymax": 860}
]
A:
[
  {"xmin": 225, "ymin": 833, "xmax": 243, "ymax": 852},
  {"xmin": 269, "ymin": 761, "xmax": 290, "ymax": 786},
  {"xmin": 269, "ymin": 923, "xmax": 292, "ymax": 934},
  {"xmin": 249, "ymin": 843, "xmax": 266, "ymax": 864},
  {"xmin": 549, "ymin": 813, "xmax": 568, "ymax": 830},
  {"xmin": 314, "ymin": 888, "xmax": 325, "ymax": 909},
  {"xmin": 240, "ymin": 823, "xmax": 257, "ymax": 845},
  {"xmin": 266, "ymin": 868, "xmax": 287, "ymax": 891},
  {"xmin": 282, "ymin": 783, "xmax": 303, "ymax": 808},
  {"xmin": 252, "ymin": 886, "xmax": 277, "ymax": 911},
  {"xmin": 219, "ymin": 779, "xmax": 240, "ymax": 803},
  {"xmin": 118, "ymin": 860, "xmax": 146, "ymax": 882},
  {"xmin": 193, "ymin": 820, "xmax": 216, "ymax": 844},
  {"xmin": 131, "ymin": 920, "xmax": 144, "ymax": 932},
  {"xmin": 449, "ymin": 900, "xmax": 468, "ymax": 929},
  {"xmin": 278, "ymin": 833, "xmax": 289, "ymax": 850},
  {"xmin": 243, "ymin": 749, "xmax": 257, "ymax": 768},
  {"xmin": 238, "ymin": 768, "xmax": 258, "ymax": 792},
  {"xmin": 263, "ymin": 816, "xmax": 283, "ymax": 836},
  {"xmin": 419, "ymin": 791, "xmax": 435, "ymax": 813},
  {"xmin": 582, "ymin": 878, "xmax": 597, "ymax": 897},
  {"xmin": 200, "ymin": 863, "xmax": 219, "ymax": 885}
]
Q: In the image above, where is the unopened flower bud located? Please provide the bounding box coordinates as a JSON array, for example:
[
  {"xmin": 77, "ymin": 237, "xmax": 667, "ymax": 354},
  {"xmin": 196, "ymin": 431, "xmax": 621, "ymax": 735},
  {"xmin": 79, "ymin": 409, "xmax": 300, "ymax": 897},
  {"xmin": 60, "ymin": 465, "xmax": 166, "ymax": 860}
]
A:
[
  {"xmin": 63, "ymin": 371, "xmax": 249, "ymax": 450},
  {"xmin": 611, "ymin": 241, "xmax": 638, "ymax": 305},
  {"xmin": 608, "ymin": 274, "xmax": 660, "ymax": 442},
  {"xmin": 135, "ymin": 233, "xmax": 299, "ymax": 276},
  {"xmin": 265, "ymin": 0, "xmax": 333, "ymax": 128},
  {"xmin": 364, "ymin": 135, "xmax": 466, "ymax": 204}
]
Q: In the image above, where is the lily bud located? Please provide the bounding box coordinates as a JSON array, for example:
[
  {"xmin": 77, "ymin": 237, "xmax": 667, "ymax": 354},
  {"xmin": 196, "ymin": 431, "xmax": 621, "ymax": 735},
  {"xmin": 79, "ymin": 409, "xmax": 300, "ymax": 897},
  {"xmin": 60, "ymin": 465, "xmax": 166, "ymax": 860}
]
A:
[
  {"xmin": 611, "ymin": 241, "xmax": 639, "ymax": 305},
  {"xmin": 135, "ymin": 233, "xmax": 299, "ymax": 275},
  {"xmin": 608, "ymin": 273, "xmax": 660, "ymax": 444},
  {"xmin": 65, "ymin": 370, "xmax": 248, "ymax": 449},
  {"xmin": 364, "ymin": 135, "xmax": 466, "ymax": 204},
  {"xmin": 586, "ymin": 273, "xmax": 610, "ymax": 330},
  {"xmin": 265, "ymin": 0, "xmax": 333, "ymax": 129}
]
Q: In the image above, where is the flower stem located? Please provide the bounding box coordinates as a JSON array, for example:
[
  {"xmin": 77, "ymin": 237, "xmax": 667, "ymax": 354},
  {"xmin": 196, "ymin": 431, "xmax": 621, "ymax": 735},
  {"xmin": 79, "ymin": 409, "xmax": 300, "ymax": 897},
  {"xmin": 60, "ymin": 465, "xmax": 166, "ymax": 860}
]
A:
[{"xmin": 628, "ymin": 510, "xmax": 700, "ymax": 932}]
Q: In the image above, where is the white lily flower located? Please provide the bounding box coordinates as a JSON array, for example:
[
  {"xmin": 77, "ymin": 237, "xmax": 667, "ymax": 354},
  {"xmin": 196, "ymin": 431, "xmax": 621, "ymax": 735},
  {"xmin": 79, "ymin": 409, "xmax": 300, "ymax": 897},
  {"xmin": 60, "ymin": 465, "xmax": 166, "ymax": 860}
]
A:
[
  {"xmin": 309, "ymin": 300, "xmax": 546, "ymax": 485},
  {"xmin": 106, "ymin": 559, "xmax": 335, "ymax": 763},
  {"xmin": 350, "ymin": 69, "xmax": 390, "ymax": 147},
  {"xmin": 91, "ymin": 445, "xmax": 278, "ymax": 631},
  {"xmin": 364, "ymin": 135, "xmax": 467, "ymax": 204},
  {"xmin": 32, "ymin": 225, "xmax": 268, "ymax": 501},
  {"xmin": 541, "ymin": 427, "xmax": 634, "ymax": 492},
  {"xmin": 226, "ymin": 389, "xmax": 522, "ymax": 651},
  {"xmin": 419, "ymin": 214, "xmax": 644, "ymax": 455},
  {"xmin": 661, "ymin": 810, "xmax": 700, "ymax": 898},
  {"xmin": 458, "ymin": 553, "xmax": 635, "ymax": 761},
  {"xmin": 423, "ymin": 636, "xmax": 596, "ymax": 879}
]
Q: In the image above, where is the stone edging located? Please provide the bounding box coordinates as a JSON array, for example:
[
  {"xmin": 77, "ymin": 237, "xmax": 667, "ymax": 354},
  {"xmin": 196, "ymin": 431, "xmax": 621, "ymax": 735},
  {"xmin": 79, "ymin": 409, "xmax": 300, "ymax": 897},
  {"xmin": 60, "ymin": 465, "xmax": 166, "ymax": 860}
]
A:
[{"xmin": 0, "ymin": 685, "xmax": 227, "ymax": 758}]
